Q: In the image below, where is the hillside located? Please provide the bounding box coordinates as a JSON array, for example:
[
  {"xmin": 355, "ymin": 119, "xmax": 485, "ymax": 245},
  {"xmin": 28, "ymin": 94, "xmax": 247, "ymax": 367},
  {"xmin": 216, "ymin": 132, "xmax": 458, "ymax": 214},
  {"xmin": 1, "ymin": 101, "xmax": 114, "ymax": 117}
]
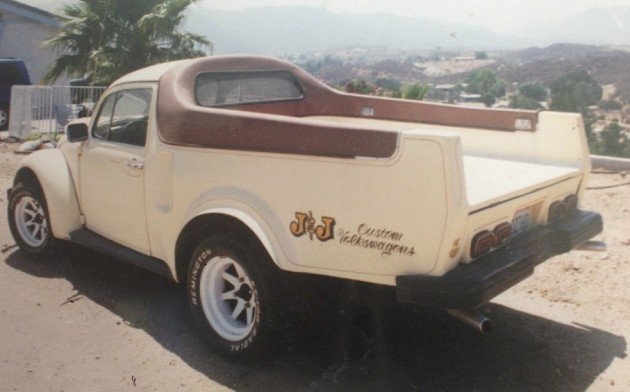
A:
[
  {"xmin": 495, "ymin": 44, "xmax": 630, "ymax": 101},
  {"xmin": 301, "ymin": 44, "xmax": 630, "ymax": 105}
]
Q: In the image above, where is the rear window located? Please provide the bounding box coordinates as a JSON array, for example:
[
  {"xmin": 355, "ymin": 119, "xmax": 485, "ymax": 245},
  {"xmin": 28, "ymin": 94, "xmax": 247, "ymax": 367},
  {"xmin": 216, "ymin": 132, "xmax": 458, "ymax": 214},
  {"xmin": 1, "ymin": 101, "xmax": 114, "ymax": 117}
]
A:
[
  {"xmin": 0, "ymin": 63, "xmax": 29, "ymax": 85},
  {"xmin": 195, "ymin": 70, "xmax": 303, "ymax": 107}
]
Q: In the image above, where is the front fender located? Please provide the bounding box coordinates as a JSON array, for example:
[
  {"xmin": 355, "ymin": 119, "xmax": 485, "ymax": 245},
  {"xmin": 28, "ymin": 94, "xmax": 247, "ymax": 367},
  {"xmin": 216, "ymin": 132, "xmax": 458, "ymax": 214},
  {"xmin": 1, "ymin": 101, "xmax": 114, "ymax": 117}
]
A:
[{"xmin": 14, "ymin": 149, "xmax": 82, "ymax": 239}]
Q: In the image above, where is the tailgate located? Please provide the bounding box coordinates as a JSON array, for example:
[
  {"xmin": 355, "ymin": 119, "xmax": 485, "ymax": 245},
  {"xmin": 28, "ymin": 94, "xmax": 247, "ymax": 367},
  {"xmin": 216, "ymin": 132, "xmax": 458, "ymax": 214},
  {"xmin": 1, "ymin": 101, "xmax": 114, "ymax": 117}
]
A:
[{"xmin": 459, "ymin": 155, "xmax": 588, "ymax": 265}]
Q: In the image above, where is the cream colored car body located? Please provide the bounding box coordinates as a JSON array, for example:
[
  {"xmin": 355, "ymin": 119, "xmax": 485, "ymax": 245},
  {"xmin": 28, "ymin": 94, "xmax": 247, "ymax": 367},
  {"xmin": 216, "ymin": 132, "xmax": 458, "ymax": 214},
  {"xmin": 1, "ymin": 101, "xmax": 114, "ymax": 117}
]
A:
[{"xmin": 14, "ymin": 56, "xmax": 596, "ymax": 292}]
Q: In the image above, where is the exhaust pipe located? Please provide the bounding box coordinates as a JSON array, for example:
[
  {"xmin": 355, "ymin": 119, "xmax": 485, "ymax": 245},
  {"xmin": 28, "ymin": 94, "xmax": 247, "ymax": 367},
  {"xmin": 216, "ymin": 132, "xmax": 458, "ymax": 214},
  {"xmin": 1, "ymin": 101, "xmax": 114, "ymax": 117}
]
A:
[
  {"xmin": 447, "ymin": 309, "xmax": 493, "ymax": 333},
  {"xmin": 576, "ymin": 241, "xmax": 607, "ymax": 252}
]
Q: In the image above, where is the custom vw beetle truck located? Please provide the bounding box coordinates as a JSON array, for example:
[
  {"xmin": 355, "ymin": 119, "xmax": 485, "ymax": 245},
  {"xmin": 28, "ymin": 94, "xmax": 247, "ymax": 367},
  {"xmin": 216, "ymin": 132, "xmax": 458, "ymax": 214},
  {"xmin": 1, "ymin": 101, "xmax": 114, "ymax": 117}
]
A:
[{"xmin": 8, "ymin": 56, "xmax": 603, "ymax": 360}]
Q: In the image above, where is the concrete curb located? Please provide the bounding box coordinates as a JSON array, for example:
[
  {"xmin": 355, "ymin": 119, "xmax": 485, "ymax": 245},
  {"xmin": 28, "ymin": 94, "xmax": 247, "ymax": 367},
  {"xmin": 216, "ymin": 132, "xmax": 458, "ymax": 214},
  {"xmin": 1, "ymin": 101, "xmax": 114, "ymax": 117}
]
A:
[{"xmin": 591, "ymin": 155, "xmax": 630, "ymax": 172}]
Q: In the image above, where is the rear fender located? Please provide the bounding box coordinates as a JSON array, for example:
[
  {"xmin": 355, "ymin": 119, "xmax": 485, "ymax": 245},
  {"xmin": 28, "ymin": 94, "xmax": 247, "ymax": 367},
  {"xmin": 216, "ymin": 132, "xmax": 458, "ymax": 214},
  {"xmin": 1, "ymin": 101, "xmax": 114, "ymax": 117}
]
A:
[
  {"xmin": 186, "ymin": 206, "xmax": 278, "ymax": 264},
  {"xmin": 13, "ymin": 149, "xmax": 82, "ymax": 239},
  {"xmin": 180, "ymin": 198, "xmax": 283, "ymax": 267}
]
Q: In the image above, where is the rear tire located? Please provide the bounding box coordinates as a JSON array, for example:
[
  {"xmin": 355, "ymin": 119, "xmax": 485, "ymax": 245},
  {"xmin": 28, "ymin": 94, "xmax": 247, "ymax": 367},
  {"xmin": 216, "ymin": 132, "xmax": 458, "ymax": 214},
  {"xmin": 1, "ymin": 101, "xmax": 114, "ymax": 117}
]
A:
[
  {"xmin": 8, "ymin": 182, "xmax": 56, "ymax": 258},
  {"xmin": 187, "ymin": 237, "xmax": 281, "ymax": 361}
]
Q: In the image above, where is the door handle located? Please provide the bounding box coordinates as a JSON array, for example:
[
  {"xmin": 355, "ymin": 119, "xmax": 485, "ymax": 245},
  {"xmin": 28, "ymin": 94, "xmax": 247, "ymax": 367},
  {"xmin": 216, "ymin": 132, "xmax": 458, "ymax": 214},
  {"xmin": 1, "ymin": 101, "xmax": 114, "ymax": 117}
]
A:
[{"xmin": 126, "ymin": 161, "xmax": 144, "ymax": 170}]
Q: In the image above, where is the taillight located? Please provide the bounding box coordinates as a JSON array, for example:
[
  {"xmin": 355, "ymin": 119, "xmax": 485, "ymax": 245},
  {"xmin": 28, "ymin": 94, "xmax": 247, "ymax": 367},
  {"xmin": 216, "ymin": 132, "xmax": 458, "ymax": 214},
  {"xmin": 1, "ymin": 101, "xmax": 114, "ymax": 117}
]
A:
[
  {"xmin": 494, "ymin": 222, "xmax": 512, "ymax": 246},
  {"xmin": 470, "ymin": 222, "xmax": 513, "ymax": 259},
  {"xmin": 471, "ymin": 230, "xmax": 494, "ymax": 259}
]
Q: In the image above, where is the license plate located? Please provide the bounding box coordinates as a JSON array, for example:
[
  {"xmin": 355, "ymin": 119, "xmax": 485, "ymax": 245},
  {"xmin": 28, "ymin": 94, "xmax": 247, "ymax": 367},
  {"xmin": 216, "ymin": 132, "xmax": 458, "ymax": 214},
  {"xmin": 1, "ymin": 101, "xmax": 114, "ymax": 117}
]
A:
[{"xmin": 512, "ymin": 208, "xmax": 531, "ymax": 237}]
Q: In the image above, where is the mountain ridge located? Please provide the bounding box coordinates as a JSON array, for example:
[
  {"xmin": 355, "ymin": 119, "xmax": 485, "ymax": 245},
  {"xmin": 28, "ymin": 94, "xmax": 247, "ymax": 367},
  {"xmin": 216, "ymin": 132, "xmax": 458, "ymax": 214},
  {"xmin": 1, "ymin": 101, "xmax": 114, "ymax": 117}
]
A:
[
  {"xmin": 184, "ymin": 5, "xmax": 630, "ymax": 54},
  {"xmin": 516, "ymin": 6, "xmax": 630, "ymax": 46},
  {"xmin": 185, "ymin": 6, "xmax": 533, "ymax": 55}
]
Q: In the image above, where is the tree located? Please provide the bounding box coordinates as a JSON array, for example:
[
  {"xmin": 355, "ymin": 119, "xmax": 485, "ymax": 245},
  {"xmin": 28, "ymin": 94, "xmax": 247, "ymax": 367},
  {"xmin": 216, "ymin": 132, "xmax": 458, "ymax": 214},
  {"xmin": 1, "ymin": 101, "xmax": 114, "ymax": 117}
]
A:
[
  {"xmin": 549, "ymin": 70, "xmax": 602, "ymax": 114},
  {"xmin": 344, "ymin": 79, "xmax": 375, "ymax": 95},
  {"xmin": 375, "ymin": 78, "xmax": 402, "ymax": 92},
  {"xmin": 549, "ymin": 71, "xmax": 603, "ymax": 154},
  {"xmin": 510, "ymin": 95, "xmax": 544, "ymax": 110},
  {"xmin": 599, "ymin": 121, "xmax": 630, "ymax": 157},
  {"xmin": 402, "ymin": 83, "xmax": 429, "ymax": 101},
  {"xmin": 44, "ymin": 0, "xmax": 211, "ymax": 85},
  {"xmin": 465, "ymin": 69, "xmax": 505, "ymax": 107},
  {"xmin": 519, "ymin": 83, "xmax": 547, "ymax": 102},
  {"xmin": 510, "ymin": 83, "xmax": 547, "ymax": 110},
  {"xmin": 598, "ymin": 99, "xmax": 622, "ymax": 111}
]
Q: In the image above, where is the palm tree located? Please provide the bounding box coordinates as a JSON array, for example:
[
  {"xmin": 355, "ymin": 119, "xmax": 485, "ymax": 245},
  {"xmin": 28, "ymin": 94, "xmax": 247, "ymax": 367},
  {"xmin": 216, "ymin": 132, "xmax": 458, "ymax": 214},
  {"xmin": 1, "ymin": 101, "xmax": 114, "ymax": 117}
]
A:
[{"xmin": 44, "ymin": 0, "xmax": 211, "ymax": 85}]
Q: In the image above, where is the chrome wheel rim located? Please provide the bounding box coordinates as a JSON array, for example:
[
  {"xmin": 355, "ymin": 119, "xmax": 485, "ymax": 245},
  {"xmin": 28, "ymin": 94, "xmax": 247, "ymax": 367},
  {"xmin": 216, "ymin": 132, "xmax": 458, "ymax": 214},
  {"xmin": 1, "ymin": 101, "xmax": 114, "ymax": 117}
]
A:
[
  {"xmin": 200, "ymin": 255, "xmax": 258, "ymax": 341},
  {"xmin": 14, "ymin": 196, "xmax": 48, "ymax": 248}
]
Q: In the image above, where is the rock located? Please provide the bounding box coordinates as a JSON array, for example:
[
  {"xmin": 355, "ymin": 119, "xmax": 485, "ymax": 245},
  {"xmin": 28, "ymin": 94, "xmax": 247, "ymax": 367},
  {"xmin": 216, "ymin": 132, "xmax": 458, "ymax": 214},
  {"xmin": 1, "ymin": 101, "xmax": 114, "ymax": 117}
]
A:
[{"xmin": 15, "ymin": 139, "xmax": 42, "ymax": 154}]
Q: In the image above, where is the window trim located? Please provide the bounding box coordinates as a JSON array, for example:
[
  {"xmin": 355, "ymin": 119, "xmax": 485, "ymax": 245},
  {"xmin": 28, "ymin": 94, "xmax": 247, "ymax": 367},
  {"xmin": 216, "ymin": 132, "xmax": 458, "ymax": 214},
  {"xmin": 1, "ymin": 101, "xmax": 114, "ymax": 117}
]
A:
[{"xmin": 91, "ymin": 87, "xmax": 152, "ymax": 147}]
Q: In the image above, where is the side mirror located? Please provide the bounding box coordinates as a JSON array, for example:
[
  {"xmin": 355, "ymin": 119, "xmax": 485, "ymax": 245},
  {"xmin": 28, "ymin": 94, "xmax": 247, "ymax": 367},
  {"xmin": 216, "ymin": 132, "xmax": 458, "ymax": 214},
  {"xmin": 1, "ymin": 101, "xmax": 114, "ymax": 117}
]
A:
[{"xmin": 67, "ymin": 122, "xmax": 88, "ymax": 142}]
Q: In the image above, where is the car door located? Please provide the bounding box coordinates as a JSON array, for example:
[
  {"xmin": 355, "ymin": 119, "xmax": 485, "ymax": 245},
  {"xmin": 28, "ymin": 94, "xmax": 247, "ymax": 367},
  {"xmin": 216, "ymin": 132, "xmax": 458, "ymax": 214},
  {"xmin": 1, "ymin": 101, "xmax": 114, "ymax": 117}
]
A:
[{"xmin": 79, "ymin": 86, "xmax": 153, "ymax": 254}]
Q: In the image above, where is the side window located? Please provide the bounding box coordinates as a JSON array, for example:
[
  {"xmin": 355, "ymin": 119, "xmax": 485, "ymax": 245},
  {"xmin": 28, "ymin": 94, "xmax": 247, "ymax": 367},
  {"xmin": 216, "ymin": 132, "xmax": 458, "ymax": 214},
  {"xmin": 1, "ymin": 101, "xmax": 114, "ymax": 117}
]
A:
[
  {"xmin": 92, "ymin": 88, "xmax": 152, "ymax": 146},
  {"xmin": 195, "ymin": 70, "xmax": 303, "ymax": 107}
]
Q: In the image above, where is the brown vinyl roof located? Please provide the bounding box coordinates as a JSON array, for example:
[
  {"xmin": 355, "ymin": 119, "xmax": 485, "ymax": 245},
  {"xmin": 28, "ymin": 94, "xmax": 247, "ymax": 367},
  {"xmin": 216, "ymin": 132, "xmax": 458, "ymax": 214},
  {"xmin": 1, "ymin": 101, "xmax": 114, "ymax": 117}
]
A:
[{"xmin": 151, "ymin": 55, "xmax": 538, "ymax": 159}]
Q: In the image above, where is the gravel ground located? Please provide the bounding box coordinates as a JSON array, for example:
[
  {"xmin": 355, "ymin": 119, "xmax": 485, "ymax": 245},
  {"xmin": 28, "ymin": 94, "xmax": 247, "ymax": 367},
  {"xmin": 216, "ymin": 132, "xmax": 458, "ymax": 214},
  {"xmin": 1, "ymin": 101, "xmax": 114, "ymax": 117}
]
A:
[{"xmin": 0, "ymin": 141, "xmax": 628, "ymax": 392}]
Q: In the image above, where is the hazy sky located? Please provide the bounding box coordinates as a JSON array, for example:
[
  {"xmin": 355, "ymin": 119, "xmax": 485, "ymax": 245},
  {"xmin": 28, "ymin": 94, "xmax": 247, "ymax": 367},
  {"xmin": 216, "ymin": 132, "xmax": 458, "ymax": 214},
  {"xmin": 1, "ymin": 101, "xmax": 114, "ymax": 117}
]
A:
[
  {"xmin": 195, "ymin": 0, "xmax": 630, "ymax": 33},
  {"xmin": 26, "ymin": 0, "xmax": 630, "ymax": 34}
]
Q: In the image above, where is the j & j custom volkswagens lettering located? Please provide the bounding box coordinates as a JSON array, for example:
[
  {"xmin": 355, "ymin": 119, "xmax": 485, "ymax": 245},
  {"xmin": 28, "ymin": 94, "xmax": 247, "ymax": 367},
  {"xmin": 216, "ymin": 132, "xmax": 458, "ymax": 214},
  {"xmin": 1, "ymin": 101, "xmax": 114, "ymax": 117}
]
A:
[
  {"xmin": 337, "ymin": 223, "xmax": 416, "ymax": 257},
  {"xmin": 290, "ymin": 211, "xmax": 336, "ymax": 242}
]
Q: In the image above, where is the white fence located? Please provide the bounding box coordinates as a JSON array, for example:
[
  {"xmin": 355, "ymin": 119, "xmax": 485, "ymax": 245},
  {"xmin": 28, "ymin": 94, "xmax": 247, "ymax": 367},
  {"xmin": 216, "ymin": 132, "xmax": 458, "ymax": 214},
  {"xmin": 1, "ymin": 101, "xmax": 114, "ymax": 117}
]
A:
[{"xmin": 8, "ymin": 86, "xmax": 105, "ymax": 139}]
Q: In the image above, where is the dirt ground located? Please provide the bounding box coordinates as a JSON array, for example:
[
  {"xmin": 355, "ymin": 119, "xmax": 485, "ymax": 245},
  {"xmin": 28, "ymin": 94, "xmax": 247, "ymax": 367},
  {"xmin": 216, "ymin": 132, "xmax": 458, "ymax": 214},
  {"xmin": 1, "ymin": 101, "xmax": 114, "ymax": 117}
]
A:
[{"xmin": 0, "ymin": 141, "xmax": 628, "ymax": 392}]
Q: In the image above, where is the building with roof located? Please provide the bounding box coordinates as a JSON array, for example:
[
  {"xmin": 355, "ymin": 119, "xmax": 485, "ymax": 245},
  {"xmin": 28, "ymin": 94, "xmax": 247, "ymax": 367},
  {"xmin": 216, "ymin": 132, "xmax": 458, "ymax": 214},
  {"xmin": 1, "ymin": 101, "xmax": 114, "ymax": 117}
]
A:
[{"xmin": 0, "ymin": 0, "xmax": 66, "ymax": 84}]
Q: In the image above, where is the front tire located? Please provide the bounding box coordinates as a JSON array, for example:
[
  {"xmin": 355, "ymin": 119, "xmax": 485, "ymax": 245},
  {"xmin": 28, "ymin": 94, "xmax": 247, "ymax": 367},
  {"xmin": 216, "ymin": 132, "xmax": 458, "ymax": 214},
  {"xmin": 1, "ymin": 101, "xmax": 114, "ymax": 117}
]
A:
[
  {"xmin": 187, "ymin": 237, "xmax": 280, "ymax": 361},
  {"xmin": 0, "ymin": 106, "xmax": 8, "ymax": 131},
  {"xmin": 8, "ymin": 182, "xmax": 56, "ymax": 258}
]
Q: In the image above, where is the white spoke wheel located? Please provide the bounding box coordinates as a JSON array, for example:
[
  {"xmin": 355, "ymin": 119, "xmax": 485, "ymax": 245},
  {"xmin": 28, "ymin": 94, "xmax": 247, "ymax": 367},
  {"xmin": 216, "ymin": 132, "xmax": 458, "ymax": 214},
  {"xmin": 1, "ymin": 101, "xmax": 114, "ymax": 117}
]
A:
[
  {"xmin": 188, "ymin": 237, "xmax": 280, "ymax": 361},
  {"xmin": 200, "ymin": 255, "xmax": 258, "ymax": 341},
  {"xmin": 14, "ymin": 196, "xmax": 48, "ymax": 247},
  {"xmin": 8, "ymin": 182, "xmax": 56, "ymax": 258}
]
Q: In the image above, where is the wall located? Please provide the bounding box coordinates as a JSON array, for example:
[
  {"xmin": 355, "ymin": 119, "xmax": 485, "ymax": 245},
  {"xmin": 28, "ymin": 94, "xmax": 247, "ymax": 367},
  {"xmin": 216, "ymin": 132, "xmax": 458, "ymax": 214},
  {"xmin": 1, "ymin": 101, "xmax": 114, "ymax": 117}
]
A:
[{"xmin": 0, "ymin": 5, "xmax": 68, "ymax": 85}]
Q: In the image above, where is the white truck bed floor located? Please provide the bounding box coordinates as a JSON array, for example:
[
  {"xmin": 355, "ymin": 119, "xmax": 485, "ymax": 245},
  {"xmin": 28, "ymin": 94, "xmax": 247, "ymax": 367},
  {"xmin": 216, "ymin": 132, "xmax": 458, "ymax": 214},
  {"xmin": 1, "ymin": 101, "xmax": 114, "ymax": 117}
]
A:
[{"xmin": 463, "ymin": 155, "xmax": 580, "ymax": 208}]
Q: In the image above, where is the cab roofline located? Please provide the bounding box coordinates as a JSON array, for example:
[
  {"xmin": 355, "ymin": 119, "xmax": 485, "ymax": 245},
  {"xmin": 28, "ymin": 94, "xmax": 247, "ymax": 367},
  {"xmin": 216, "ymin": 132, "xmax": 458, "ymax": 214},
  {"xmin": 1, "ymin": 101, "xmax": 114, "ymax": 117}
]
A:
[
  {"xmin": 109, "ymin": 55, "xmax": 301, "ymax": 87},
  {"xmin": 110, "ymin": 59, "xmax": 194, "ymax": 86}
]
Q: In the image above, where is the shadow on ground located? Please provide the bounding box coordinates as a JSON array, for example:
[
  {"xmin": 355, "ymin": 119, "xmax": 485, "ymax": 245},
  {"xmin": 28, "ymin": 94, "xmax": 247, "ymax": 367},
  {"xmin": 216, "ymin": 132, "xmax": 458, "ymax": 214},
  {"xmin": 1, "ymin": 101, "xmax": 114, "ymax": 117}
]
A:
[{"xmin": 6, "ymin": 246, "xmax": 627, "ymax": 392}]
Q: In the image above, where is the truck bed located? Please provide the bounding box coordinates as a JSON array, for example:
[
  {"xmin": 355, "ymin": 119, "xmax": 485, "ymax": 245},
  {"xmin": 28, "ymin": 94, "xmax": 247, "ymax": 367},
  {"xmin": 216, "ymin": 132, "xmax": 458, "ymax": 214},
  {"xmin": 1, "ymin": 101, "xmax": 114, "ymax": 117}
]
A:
[{"xmin": 305, "ymin": 115, "xmax": 583, "ymax": 209}]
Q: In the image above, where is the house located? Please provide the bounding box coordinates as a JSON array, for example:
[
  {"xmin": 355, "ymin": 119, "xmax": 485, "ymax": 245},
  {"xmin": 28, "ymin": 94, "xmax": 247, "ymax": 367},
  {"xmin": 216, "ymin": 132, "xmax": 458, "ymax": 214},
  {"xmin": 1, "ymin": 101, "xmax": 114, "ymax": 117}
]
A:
[{"xmin": 0, "ymin": 0, "xmax": 66, "ymax": 84}]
